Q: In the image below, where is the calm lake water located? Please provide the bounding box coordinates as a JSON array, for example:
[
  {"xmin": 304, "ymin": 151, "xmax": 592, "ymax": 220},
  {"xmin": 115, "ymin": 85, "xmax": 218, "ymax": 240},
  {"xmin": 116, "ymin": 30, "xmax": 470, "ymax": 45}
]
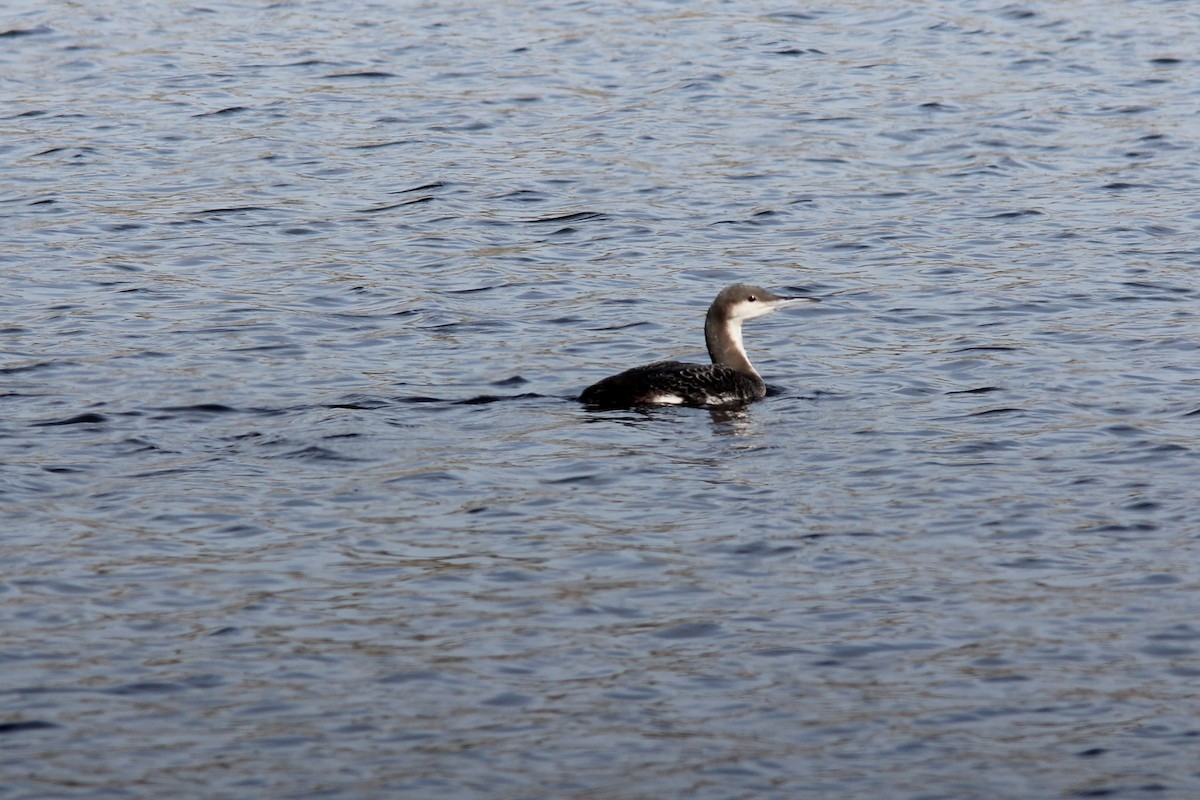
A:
[{"xmin": 3, "ymin": 1, "xmax": 1200, "ymax": 798}]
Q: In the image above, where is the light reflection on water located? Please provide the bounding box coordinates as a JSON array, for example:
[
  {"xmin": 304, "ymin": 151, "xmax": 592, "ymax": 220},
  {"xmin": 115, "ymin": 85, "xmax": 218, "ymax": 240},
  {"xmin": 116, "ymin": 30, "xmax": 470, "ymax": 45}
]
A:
[{"xmin": 3, "ymin": 0, "xmax": 1200, "ymax": 797}]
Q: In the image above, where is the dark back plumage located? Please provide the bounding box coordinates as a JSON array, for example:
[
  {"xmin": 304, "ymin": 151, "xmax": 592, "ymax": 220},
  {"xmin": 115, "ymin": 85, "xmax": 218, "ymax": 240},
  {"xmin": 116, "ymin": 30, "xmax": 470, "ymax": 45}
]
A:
[{"xmin": 579, "ymin": 360, "xmax": 761, "ymax": 408}]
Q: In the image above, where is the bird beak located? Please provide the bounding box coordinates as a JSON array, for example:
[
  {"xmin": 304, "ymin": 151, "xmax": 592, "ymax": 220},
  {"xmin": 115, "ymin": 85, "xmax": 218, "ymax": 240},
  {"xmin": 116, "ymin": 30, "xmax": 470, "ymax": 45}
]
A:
[{"xmin": 773, "ymin": 295, "xmax": 819, "ymax": 308}]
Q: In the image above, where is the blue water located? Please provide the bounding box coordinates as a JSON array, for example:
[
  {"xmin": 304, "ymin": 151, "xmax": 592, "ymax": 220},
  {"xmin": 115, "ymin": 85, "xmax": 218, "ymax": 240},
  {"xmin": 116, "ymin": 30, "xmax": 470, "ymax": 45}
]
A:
[{"xmin": 3, "ymin": 1, "xmax": 1200, "ymax": 798}]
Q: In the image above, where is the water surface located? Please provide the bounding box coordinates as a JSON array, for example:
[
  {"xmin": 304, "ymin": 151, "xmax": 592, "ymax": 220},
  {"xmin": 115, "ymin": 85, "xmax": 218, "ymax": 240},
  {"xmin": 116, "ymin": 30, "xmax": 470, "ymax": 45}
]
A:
[{"xmin": 3, "ymin": 1, "xmax": 1200, "ymax": 798}]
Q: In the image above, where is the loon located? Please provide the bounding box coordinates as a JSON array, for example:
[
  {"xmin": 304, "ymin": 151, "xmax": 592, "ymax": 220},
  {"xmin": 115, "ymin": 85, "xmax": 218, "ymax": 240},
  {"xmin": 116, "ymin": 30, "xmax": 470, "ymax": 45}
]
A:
[{"xmin": 580, "ymin": 283, "xmax": 813, "ymax": 408}]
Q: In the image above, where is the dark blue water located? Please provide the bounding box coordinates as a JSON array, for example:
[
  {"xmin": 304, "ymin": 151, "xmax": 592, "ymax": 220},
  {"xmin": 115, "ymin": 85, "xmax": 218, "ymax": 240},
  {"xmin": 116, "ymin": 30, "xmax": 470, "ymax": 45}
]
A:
[{"xmin": 4, "ymin": 1, "xmax": 1200, "ymax": 798}]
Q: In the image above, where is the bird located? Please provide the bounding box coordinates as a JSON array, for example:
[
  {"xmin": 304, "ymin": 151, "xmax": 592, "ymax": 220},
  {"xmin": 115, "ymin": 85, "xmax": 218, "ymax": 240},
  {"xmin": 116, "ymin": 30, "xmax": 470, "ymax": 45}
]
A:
[{"xmin": 579, "ymin": 283, "xmax": 813, "ymax": 408}]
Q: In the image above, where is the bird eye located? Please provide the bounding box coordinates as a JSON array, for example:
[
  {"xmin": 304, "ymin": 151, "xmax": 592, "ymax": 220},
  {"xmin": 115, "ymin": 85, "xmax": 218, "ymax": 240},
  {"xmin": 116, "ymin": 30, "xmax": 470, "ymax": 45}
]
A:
[{"xmin": 748, "ymin": 295, "xmax": 757, "ymax": 302}]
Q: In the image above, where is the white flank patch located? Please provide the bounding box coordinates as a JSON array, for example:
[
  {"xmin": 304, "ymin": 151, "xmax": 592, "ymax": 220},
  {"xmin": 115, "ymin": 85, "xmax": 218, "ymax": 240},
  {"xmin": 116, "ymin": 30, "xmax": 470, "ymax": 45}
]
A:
[{"xmin": 644, "ymin": 393, "xmax": 685, "ymax": 405}]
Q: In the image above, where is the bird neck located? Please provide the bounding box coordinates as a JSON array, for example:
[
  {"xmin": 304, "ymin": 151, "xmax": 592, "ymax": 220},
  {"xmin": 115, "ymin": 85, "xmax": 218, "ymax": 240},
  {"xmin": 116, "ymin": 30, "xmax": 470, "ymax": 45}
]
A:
[{"xmin": 705, "ymin": 313, "xmax": 760, "ymax": 382}]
